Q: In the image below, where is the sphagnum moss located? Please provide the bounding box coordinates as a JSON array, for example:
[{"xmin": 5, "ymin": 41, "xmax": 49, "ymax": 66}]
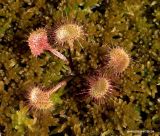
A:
[{"xmin": 0, "ymin": 0, "xmax": 160, "ymax": 136}]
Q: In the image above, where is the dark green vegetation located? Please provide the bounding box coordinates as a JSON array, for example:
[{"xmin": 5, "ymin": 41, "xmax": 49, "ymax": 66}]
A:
[{"xmin": 0, "ymin": 0, "xmax": 160, "ymax": 135}]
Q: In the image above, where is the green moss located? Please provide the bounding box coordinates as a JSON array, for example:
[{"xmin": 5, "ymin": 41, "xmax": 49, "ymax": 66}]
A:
[
  {"xmin": 11, "ymin": 102, "xmax": 36, "ymax": 136},
  {"xmin": 0, "ymin": 0, "xmax": 160, "ymax": 135}
]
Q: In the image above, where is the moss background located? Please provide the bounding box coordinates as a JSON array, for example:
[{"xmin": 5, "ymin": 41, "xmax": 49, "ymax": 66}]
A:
[{"xmin": 0, "ymin": 0, "xmax": 160, "ymax": 136}]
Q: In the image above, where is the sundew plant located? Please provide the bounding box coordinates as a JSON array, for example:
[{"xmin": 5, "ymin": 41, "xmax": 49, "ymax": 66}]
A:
[{"xmin": 0, "ymin": 0, "xmax": 160, "ymax": 136}]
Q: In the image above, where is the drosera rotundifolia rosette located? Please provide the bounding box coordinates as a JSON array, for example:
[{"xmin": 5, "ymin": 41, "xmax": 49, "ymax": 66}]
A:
[{"xmin": 26, "ymin": 20, "xmax": 130, "ymax": 111}]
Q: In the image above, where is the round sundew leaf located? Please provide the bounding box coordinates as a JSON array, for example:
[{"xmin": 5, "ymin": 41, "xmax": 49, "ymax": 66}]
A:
[{"xmin": 108, "ymin": 48, "xmax": 130, "ymax": 74}]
